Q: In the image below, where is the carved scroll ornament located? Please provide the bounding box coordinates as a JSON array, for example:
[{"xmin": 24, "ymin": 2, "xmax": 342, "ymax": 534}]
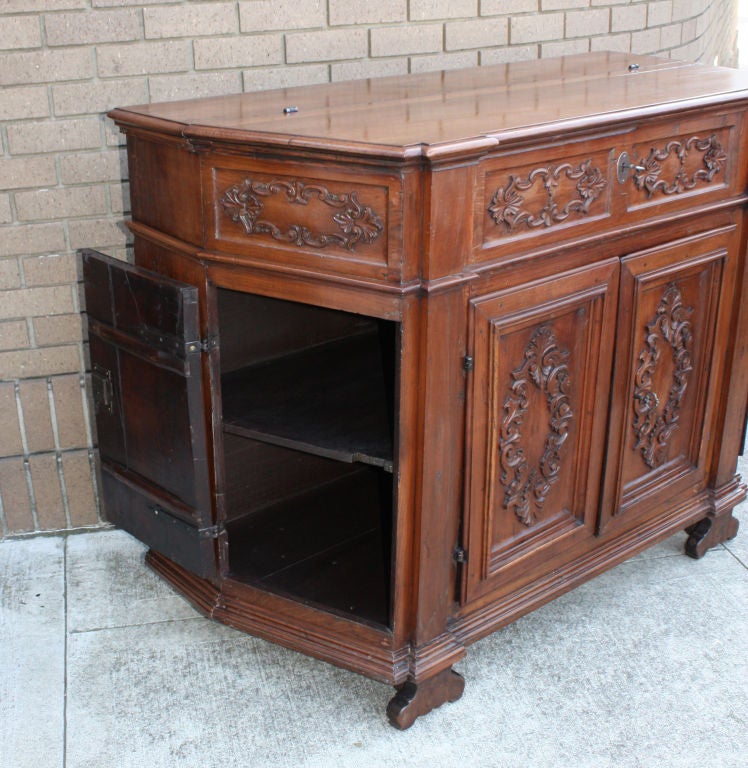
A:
[
  {"xmin": 632, "ymin": 284, "xmax": 694, "ymax": 470},
  {"xmin": 488, "ymin": 160, "xmax": 607, "ymax": 233},
  {"xmin": 220, "ymin": 178, "xmax": 384, "ymax": 251},
  {"xmin": 633, "ymin": 134, "xmax": 727, "ymax": 198},
  {"xmin": 499, "ymin": 325, "xmax": 574, "ymax": 527}
]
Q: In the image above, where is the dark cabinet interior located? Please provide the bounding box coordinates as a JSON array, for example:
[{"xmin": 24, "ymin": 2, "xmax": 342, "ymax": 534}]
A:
[{"xmin": 216, "ymin": 290, "xmax": 398, "ymax": 628}]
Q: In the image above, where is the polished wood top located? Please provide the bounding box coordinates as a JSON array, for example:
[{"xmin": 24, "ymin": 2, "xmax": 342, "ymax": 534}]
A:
[{"xmin": 109, "ymin": 52, "xmax": 748, "ymax": 160}]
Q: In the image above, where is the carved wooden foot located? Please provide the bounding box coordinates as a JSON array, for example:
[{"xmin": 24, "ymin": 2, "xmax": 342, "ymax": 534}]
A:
[
  {"xmin": 685, "ymin": 513, "xmax": 739, "ymax": 559},
  {"xmin": 386, "ymin": 667, "xmax": 465, "ymax": 730}
]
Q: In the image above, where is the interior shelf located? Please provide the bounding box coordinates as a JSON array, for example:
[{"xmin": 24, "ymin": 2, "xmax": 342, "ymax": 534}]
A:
[
  {"xmin": 221, "ymin": 332, "xmax": 394, "ymax": 471},
  {"xmin": 226, "ymin": 466, "xmax": 390, "ymax": 626}
]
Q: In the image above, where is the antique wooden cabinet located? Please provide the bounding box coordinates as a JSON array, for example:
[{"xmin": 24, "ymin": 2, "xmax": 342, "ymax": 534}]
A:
[{"xmin": 83, "ymin": 52, "xmax": 748, "ymax": 728}]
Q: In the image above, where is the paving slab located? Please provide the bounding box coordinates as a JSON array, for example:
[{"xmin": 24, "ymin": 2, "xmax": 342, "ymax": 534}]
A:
[
  {"xmin": 0, "ymin": 536, "xmax": 65, "ymax": 768},
  {"xmin": 65, "ymin": 529, "xmax": 201, "ymax": 633}
]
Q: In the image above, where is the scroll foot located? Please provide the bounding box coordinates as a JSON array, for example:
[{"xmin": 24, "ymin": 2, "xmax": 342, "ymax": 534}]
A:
[
  {"xmin": 685, "ymin": 513, "xmax": 739, "ymax": 559},
  {"xmin": 386, "ymin": 667, "xmax": 465, "ymax": 730}
]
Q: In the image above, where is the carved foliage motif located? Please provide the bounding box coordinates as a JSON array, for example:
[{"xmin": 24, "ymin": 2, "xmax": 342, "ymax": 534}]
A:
[
  {"xmin": 488, "ymin": 160, "xmax": 607, "ymax": 233},
  {"xmin": 632, "ymin": 283, "xmax": 694, "ymax": 470},
  {"xmin": 499, "ymin": 325, "xmax": 574, "ymax": 527},
  {"xmin": 220, "ymin": 178, "xmax": 384, "ymax": 251},
  {"xmin": 633, "ymin": 134, "xmax": 727, "ymax": 198}
]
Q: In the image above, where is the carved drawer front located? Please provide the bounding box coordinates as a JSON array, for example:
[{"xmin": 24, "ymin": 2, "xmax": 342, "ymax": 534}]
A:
[
  {"xmin": 475, "ymin": 138, "xmax": 614, "ymax": 263},
  {"xmin": 599, "ymin": 226, "xmax": 737, "ymax": 533},
  {"xmin": 205, "ymin": 158, "xmax": 403, "ymax": 281},
  {"xmin": 621, "ymin": 113, "xmax": 739, "ymax": 219},
  {"xmin": 462, "ymin": 259, "xmax": 619, "ymax": 604}
]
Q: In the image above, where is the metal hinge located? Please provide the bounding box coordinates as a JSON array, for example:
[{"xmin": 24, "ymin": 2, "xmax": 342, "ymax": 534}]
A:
[
  {"xmin": 463, "ymin": 355, "xmax": 474, "ymax": 372},
  {"xmin": 185, "ymin": 336, "xmax": 219, "ymax": 354},
  {"xmin": 453, "ymin": 545, "xmax": 468, "ymax": 564}
]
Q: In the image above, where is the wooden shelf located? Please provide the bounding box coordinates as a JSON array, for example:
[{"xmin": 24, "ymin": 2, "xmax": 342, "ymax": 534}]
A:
[
  {"xmin": 221, "ymin": 332, "xmax": 394, "ymax": 471},
  {"xmin": 226, "ymin": 467, "xmax": 390, "ymax": 627}
]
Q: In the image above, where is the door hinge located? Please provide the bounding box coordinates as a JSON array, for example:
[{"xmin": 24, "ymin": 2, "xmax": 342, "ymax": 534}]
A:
[
  {"xmin": 185, "ymin": 336, "xmax": 219, "ymax": 354},
  {"xmin": 463, "ymin": 355, "xmax": 474, "ymax": 372},
  {"xmin": 453, "ymin": 545, "xmax": 468, "ymax": 564}
]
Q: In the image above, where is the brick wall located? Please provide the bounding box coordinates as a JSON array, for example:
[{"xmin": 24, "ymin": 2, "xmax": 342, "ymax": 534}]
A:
[{"xmin": 0, "ymin": 0, "xmax": 739, "ymax": 537}]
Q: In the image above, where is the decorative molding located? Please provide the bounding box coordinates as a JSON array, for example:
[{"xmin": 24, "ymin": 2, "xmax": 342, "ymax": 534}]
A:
[
  {"xmin": 633, "ymin": 134, "xmax": 727, "ymax": 198},
  {"xmin": 220, "ymin": 178, "xmax": 384, "ymax": 251},
  {"xmin": 632, "ymin": 283, "xmax": 694, "ymax": 470},
  {"xmin": 488, "ymin": 160, "xmax": 607, "ymax": 233},
  {"xmin": 499, "ymin": 325, "xmax": 573, "ymax": 527}
]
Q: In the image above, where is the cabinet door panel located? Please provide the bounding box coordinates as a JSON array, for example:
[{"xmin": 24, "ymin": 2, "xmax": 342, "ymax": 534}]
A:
[
  {"xmin": 81, "ymin": 249, "xmax": 217, "ymax": 579},
  {"xmin": 463, "ymin": 259, "xmax": 618, "ymax": 603},
  {"xmin": 600, "ymin": 226, "xmax": 735, "ymax": 532}
]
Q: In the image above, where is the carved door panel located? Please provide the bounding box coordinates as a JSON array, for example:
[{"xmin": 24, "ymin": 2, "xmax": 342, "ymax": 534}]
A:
[
  {"xmin": 462, "ymin": 259, "xmax": 619, "ymax": 604},
  {"xmin": 599, "ymin": 226, "xmax": 737, "ymax": 533},
  {"xmin": 81, "ymin": 249, "xmax": 219, "ymax": 579}
]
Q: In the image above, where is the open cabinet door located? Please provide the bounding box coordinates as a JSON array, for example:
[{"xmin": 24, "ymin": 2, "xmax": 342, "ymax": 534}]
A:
[{"xmin": 81, "ymin": 249, "xmax": 219, "ymax": 580}]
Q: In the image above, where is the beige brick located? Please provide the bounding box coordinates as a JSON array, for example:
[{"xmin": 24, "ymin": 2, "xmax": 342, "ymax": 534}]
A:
[
  {"xmin": 61, "ymin": 450, "xmax": 98, "ymax": 526},
  {"xmin": 331, "ymin": 58, "xmax": 408, "ymax": 82},
  {"xmin": 68, "ymin": 218, "xmax": 128, "ymax": 251},
  {"xmin": 28, "ymin": 453, "xmax": 66, "ymax": 529},
  {"xmin": 482, "ymin": 0, "xmax": 538, "ymax": 12},
  {"xmin": 45, "ymin": 9, "xmax": 141, "ymax": 47},
  {"xmin": 0, "ymin": 383, "xmax": 23, "ymax": 458},
  {"xmin": 243, "ymin": 64, "xmax": 330, "ymax": 92},
  {"xmin": 286, "ymin": 29, "xmax": 368, "ymax": 64},
  {"xmin": 96, "ymin": 40, "xmax": 191, "ymax": 77},
  {"xmin": 681, "ymin": 18, "xmax": 697, "ymax": 40},
  {"xmin": 481, "ymin": 45, "xmax": 539, "ymax": 64},
  {"xmin": 59, "ymin": 151, "xmax": 124, "ymax": 185},
  {"xmin": 410, "ymin": 50, "xmax": 478, "ymax": 73},
  {"xmin": 410, "ymin": 0, "xmax": 477, "ymax": 21},
  {"xmin": 329, "ymin": 0, "xmax": 406, "ymax": 25},
  {"xmin": 194, "ymin": 35, "xmax": 283, "ymax": 70},
  {"xmin": 33, "ymin": 314, "xmax": 83, "ymax": 348},
  {"xmin": 0, "ymin": 16, "xmax": 42, "ymax": 51},
  {"xmin": 239, "ymin": 0, "xmax": 325, "ymax": 32},
  {"xmin": 0, "ymin": 286, "xmax": 77, "ymax": 322},
  {"xmin": 591, "ymin": 0, "xmax": 631, "ymax": 5},
  {"xmin": 566, "ymin": 8, "xmax": 609, "ymax": 37},
  {"xmin": 0, "ymin": 320, "xmax": 29, "ymax": 352},
  {"xmin": 108, "ymin": 181, "xmax": 131, "ymax": 215},
  {"xmin": 671, "ymin": 0, "xmax": 702, "ymax": 21},
  {"xmin": 23, "ymin": 253, "xmax": 78, "ymax": 287},
  {"xmin": 92, "ymin": 0, "xmax": 172, "ymax": 5},
  {"xmin": 148, "ymin": 71, "xmax": 241, "ymax": 103},
  {"xmin": 542, "ymin": 38, "xmax": 590, "ymax": 57},
  {"xmin": 371, "ymin": 24, "xmax": 443, "ymax": 57},
  {"xmin": 0, "ymin": 196, "xmax": 11, "ymax": 225},
  {"xmin": 648, "ymin": 0, "xmax": 673, "ymax": 25},
  {"xmin": 631, "ymin": 27, "xmax": 660, "ymax": 53},
  {"xmin": 542, "ymin": 0, "xmax": 589, "ymax": 9},
  {"xmin": 3, "ymin": 0, "xmax": 84, "ymax": 10},
  {"xmin": 0, "ymin": 85, "xmax": 49, "ymax": 121},
  {"xmin": 590, "ymin": 32, "xmax": 632, "ymax": 52},
  {"xmin": 511, "ymin": 12, "xmax": 564, "ymax": 44},
  {"xmin": 0, "ymin": 157, "xmax": 57, "ymax": 191},
  {"xmin": 447, "ymin": 18, "xmax": 508, "ymax": 50},
  {"xmin": 143, "ymin": 2, "xmax": 237, "ymax": 39},
  {"xmin": 0, "ymin": 223, "xmax": 67, "ymax": 258},
  {"xmin": 0, "ymin": 345, "xmax": 81, "ymax": 380},
  {"xmin": 612, "ymin": 3, "xmax": 648, "ymax": 32},
  {"xmin": 15, "ymin": 186, "xmax": 107, "ymax": 223},
  {"xmin": 0, "ymin": 258, "xmax": 22, "ymax": 289},
  {"xmin": 659, "ymin": 23, "xmax": 682, "ymax": 48},
  {"xmin": 53, "ymin": 78, "xmax": 149, "ymax": 117},
  {"xmin": 0, "ymin": 48, "xmax": 92, "ymax": 86},
  {"xmin": 52, "ymin": 375, "xmax": 87, "ymax": 450},
  {"xmin": 7, "ymin": 118, "xmax": 101, "ymax": 155},
  {"xmin": 0, "ymin": 457, "xmax": 35, "ymax": 533},
  {"xmin": 18, "ymin": 379, "xmax": 55, "ymax": 453}
]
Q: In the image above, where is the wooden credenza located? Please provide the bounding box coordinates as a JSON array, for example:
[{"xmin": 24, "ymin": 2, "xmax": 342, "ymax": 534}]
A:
[{"xmin": 83, "ymin": 52, "xmax": 748, "ymax": 728}]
